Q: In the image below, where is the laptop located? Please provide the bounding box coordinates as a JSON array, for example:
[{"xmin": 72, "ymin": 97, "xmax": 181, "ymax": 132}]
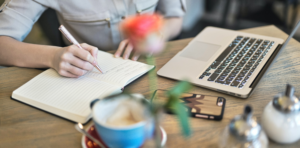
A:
[{"xmin": 157, "ymin": 22, "xmax": 300, "ymax": 98}]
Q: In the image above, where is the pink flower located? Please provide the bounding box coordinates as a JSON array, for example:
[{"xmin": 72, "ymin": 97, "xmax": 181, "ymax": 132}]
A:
[{"xmin": 121, "ymin": 14, "xmax": 164, "ymax": 55}]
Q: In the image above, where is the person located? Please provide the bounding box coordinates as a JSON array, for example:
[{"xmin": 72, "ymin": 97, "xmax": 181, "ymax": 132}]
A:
[{"xmin": 0, "ymin": 0, "xmax": 186, "ymax": 78}]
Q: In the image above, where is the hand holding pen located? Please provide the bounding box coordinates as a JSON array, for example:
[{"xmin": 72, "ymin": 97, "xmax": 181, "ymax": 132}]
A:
[{"xmin": 50, "ymin": 25, "xmax": 104, "ymax": 78}]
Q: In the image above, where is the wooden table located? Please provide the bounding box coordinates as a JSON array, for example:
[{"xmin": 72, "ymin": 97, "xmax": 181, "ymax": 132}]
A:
[{"xmin": 1, "ymin": 25, "xmax": 300, "ymax": 148}]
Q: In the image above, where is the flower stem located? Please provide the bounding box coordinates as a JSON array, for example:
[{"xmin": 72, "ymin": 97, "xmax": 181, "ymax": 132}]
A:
[
  {"xmin": 146, "ymin": 55, "xmax": 161, "ymax": 148},
  {"xmin": 146, "ymin": 55, "xmax": 157, "ymax": 93}
]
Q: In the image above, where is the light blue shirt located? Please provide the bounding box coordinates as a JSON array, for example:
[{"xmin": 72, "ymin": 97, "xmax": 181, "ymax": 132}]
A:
[{"xmin": 0, "ymin": 0, "xmax": 186, "ymax": 51}]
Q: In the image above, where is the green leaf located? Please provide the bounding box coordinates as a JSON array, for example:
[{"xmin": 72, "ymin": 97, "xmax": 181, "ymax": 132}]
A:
[
  {"xmin": 164, "ymin": 80, "xmax": 192, "ymax": 137},
  {"xmin": 165, "ymin": 81, "xmax": 192, "ymax": 108},
  {"xmin": 173, "ymin": 101, "xmax": 191, "ymax": 137}
]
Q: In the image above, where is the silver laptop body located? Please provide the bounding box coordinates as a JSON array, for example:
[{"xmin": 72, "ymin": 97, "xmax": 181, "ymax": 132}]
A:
[{"xmin": 157, "ymin": 23, "xmax": 299, "ymax": 98}]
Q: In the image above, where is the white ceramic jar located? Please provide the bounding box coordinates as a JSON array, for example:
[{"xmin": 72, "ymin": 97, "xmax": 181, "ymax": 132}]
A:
[{"xmin": 261, "ymin": 84, "xmax": 300, "ymax": 144}]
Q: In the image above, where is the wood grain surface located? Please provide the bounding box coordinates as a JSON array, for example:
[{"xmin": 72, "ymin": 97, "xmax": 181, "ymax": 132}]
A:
[{"xmin": 1, "ymin": 25, "xmax": 300, "ymax": 148}]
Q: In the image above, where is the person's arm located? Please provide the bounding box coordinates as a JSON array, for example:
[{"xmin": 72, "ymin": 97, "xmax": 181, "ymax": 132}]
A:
[
  {"xmin": 0, "ymin": 36, "xmax": 99, "ymax": 78},
  {"xmin": 162, "ymin": 17, "xmax": 183, "ymax": 40},
  {"xmin": 114, "ymin": 17, "xmax": 183, "ymax": 60},
  {"xmin": 0, "ymin": 36, "xmax": 57, "ymax": 68},
  {"xmin": 0, "ymin": 0, "xmax": 100, "ymax": 77}
]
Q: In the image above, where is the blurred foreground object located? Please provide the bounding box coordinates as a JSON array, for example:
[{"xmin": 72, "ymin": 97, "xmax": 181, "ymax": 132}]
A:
[
  {"xmin": 262, "ymin": 84, "xmax": 300, "ymax": 144},
  {"xmin": 90, "ymin": 94, "xmax": 154, "ymax": 148},
  {"xmin": 121, "ymin": 14, "xmax": 164, "ymax": 55},
  {"xmin": 122, "ymin": 14, "xmax": 192, "ymax": 147},
  {"xmin": 219, "ymin": 105, "xmax": 268, "ymax": 148}
]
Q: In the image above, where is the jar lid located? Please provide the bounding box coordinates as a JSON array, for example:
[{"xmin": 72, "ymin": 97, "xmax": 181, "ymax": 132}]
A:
[
  {"xmin": 273, "ymin": 84, "xmax": 300, "ymax": 113},
  {"xmin": 229, "ymin": 105, "xmax": 261, "ymax": 141}
]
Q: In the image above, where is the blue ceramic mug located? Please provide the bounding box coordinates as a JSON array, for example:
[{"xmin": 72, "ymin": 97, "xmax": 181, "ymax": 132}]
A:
[{"xmin": 90, "ymin": 94, "xmax": 154, "ymax": 148}]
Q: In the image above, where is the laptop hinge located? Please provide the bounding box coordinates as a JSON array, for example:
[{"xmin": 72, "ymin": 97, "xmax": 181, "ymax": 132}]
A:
[{"xmin": 249, "ymin": 44, "xmax": 283, "ymax": 91}]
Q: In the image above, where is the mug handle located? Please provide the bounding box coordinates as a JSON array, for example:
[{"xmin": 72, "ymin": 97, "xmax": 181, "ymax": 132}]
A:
[{"xmin": 90, "ymin": 99, "xmax": 100, "ymax": 109}]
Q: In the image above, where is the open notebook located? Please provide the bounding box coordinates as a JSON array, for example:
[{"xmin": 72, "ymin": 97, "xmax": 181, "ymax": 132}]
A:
[{"xmin": 12, "ymin": 51, "xmax": 154, "ymax": 123}]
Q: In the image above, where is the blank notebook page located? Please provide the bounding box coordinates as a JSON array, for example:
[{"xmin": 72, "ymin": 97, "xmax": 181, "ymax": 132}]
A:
[
  {"xmin": 86, "ymin": 51, "xmax": 154, "ymax": 87},
  {"xmin": 12, "ymin": 51, "xmax": 153, "ymax": 121},
  {"xmin": 13, "ymin": 69, "xmax": 120, "ymax": 117}
]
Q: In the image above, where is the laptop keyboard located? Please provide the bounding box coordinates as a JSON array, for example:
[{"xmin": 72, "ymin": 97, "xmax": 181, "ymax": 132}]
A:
[{"xmin": 199, "ymin": 36, "xmax": 274, "ymax": 89}]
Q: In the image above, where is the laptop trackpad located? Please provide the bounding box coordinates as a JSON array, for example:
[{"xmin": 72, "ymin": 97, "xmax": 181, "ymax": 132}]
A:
[{"xmin": 180, "ymin": 41, "xmax": 221, "ymax": 62}]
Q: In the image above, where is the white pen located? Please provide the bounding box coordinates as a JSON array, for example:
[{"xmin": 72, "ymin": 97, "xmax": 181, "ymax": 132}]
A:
[{"xmin": 59, "ymin": 25, "xmax": 105, "ymax": 74}]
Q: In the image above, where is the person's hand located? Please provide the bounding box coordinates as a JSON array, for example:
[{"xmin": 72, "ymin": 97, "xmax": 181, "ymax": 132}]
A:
[
  {"xmin": 114, "ymin": 39, "xmax": 141, "ymax": 61},
  {"xmin": 51, "ymin": 43, "xmax": 98, "ymax": 78}
]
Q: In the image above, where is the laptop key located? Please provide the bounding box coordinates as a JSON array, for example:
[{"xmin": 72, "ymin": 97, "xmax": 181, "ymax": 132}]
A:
[
  {"xmin": 229, "ymin": 63, "xmax": 237, "ymax": 67},
  {"xmin": 215, "ymin": 42, "xmax": 239, "ymax": 63},
  {"xmin": 243, "ymin": 66, "xmax": 250, "ymax": 70},
  {"xmin": 226, "ymin": 57, "xmax": 233, "ymax": 61},
  {"xmin": 210, "ymin": 61, "xmax": 221, "ymax": 69},
  {"xmin": 237, "ymin": 53, "xmax": 243, "ymax": 58},
  {"xmin": 232, "ymin": 50, "xmax": 239, "ymax": 54},
  {"xmin": 252, "ymin": 65, "xmax": 258, "ymax": 69},
  {"xmin": 231, "ymin": 70, "xmax": 240, "ymax": 74},
  {"xmin": 220, "ymin": 73, "xmax": 228, "ymax": 77},
  {"xmin": 224, "ymin": 60, "xmax": 231, "ymax": 63},
  {"xmin": 235, "ymin": 77, "xmax": 243, "ymax": 81},
  {"xmin": 234, "ymin": 56, "xmax": 241, "ymax": 61},
  {"xmin": 206, "ymin": 73, "xmax": 211, "ymax": 76},
  {"xmin": 234, "ymin": 67, "xmax": 242, "ymax": 71},
  {"xmin": 243, "ymin": 56, "xmax": 250, "ymax": 60},
  {"xmin": 229, "ymin": 73, "xmax": 237, "ymax": 77},
  {"xmin": 221, "ymin": 63, "xmax": 228, "ymax": 67},
  {"xmin": 215, "ymin": 69, "xmax": 223, "ymax": 74},
  {"xmin": 241, "ymin": 79, "xmax": 247, "ymax": 84},
  {"xmin": 251, "ymin": 57, "xmax": 258, "ymax": 60},
  {"xmin": 253, "ymin": 53, "xmax": 260, "ymax": 57},
  {"xmin": 241, "ymin": 69, "xmax": 249, "ymax": 74},
  {"xmin": 247, "ymin": 72, "xmax": 252, "ymax": 77},
  {"xmin": 238, "ymin": 73, "xmax": 246, "ymax": 77},
  {"xmin": 232, "ymin": 60, "xmax": 239, "ymax": 64},
  {"xmin": 244, "ymin": 76, "xmax": 250, "ymax": 81},
  {"xmin": 247, "ymin": 51, "xmax": 254, "ymax": 55},
  {"xmin": 224, "ymin": 68, "xmax": 232, "ymax": 73},
  {"xmin": 223, "ymin": 69, "xmax": 231, "ymax": 74},
  {"xmin": 210, "ymin": 65, "xmax": 218, "ymax": 69},
  {"xmin": 237, "ymin": 36, "xmax": 243, "ymax": 39},
  {"xmin": 226, "ymin": 77, "xmax": 234, "ymax": 81},
  {"xmin": 215, "ymin": 80, "xmax": 225, "ymax": 84},
  {"xmin": 257, "ymin": 59, "xmax": 262, "ymax": 63},
  {"xmin": 245, "ymin": 54, "xmax": 251, "ymax": 58},
  {"xmin": 230, "ymin": 81, "xmax": 240, "ymax": 87},
  {"xmin": 226, "ymin": 66, "xmax": 234, "ymax": 70},
  {"xmin": 245, "ymin": 63, "xmax": 253, "ymax": 67},
  {"xmin": 199, "ymin": 75, "xmax": 205, "ymax": 79},
  {"xmin": 238, "ymin": 84, "xmax": 244, "ymax": 88},
  {"xmin": 248, "ymin": 60, "xmax": 255, "ymax": 64},
  {"xmin": 224, "ymin": 80, "xmax": 231, "ymax": 85},
  {"xmin": 218, "ymin": 76, "xmax": 226, "ymax": 81},
  {"xmin": 207, "ymin": 73, "xmax": 219, "ymax": 81},
  {"xmin": 240, "ymin": 60, "xmax": 247, "ymax": 64},
  {"xmin": 240, "ymin": 50, "xmax": 247, "ymax": 55},
  {"xmin": 249, "ymin": 48, "xmax": 256, "ymax": 52},
  {"xmin": 236, "ymin": 63, "xmax": 244, "ymax": 68}
]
